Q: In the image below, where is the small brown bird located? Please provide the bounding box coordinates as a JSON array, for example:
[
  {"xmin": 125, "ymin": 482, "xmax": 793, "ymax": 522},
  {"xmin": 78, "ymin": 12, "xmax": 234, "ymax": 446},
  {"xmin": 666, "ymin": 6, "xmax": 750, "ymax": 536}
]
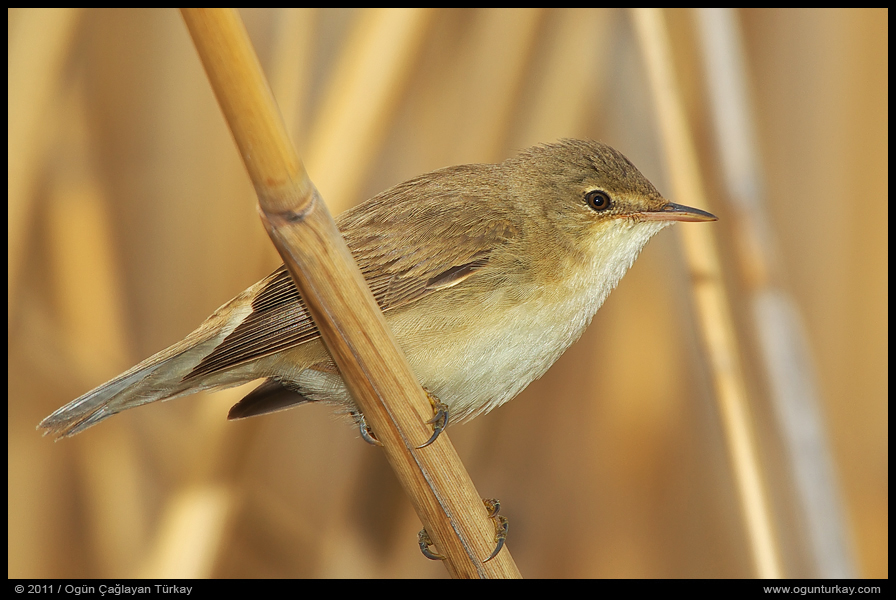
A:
[{"xmin": 39, "ymin": 139, "xmax": 715, "ymax": 440}]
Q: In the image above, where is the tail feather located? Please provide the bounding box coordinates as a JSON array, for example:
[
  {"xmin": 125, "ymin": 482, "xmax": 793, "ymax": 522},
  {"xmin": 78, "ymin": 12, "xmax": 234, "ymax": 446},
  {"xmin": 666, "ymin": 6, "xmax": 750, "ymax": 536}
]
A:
[
  {"xmin": 38, "ymin": 353, "xmax": 211, "ymax": 439},
  {"xmin": 38, "ymin": 308, "xmax": 252, "ymax": 439},
  {"xmin": 39, "ymin": 362, "xmax": 161, "ymax": 438}
]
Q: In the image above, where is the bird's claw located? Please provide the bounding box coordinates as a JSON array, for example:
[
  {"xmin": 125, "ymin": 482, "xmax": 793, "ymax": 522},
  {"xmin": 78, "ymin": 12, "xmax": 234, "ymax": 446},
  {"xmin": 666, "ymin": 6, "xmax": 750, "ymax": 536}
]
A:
[
  {"xmin": 416, "ymin": 391, "xmax": 449, "ymax": 449},
  {"xmin": 418, "ymin": 528, "xmax": 445, "ymax": 561},
  {"xmin": 483, "ymin": 498, "xmax": 508, "ymax": 563},
  {"xmin": 357, "ymin": 413, "xmax": 383, "ymax": 446}
]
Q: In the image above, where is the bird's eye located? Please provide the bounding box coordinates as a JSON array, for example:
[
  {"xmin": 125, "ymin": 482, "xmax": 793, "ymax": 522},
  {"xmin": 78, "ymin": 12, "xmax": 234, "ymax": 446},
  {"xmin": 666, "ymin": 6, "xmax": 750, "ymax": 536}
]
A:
[{"xmin": 585, "ymin": 190, "xmax": 612, "ymax": 212}]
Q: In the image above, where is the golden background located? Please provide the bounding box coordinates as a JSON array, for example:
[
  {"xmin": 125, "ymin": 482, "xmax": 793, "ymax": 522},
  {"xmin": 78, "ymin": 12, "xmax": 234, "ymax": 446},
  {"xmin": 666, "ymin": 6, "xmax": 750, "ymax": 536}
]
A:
[{"xmin": 8, "ymin": 8, "xmax": 887, "ymax": 578}]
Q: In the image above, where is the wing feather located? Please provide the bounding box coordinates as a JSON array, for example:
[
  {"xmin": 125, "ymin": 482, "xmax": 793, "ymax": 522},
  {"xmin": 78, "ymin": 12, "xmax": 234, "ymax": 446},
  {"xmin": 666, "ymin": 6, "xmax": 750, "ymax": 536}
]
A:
[{"xmin": 187, "ymin": 170, "xmax": 517, "ymax": 379}]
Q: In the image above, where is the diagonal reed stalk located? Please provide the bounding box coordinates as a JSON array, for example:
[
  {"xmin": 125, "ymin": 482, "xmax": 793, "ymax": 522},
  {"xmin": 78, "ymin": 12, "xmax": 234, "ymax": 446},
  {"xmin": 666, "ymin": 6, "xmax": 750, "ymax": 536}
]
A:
[{"xmin": 180, "ymin": 7, "xmax": 520, "ymax": 578}]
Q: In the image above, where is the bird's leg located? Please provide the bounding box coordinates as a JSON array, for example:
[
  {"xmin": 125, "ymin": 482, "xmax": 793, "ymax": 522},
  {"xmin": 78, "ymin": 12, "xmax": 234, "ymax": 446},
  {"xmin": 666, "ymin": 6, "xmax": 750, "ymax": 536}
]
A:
[
  {"xmin": 416, "ymin": 389, "xmax": 449, "ymax": 449},
  {"xmin": 483, "ymin": 498, "xmax": 509, "ymax": 562}
]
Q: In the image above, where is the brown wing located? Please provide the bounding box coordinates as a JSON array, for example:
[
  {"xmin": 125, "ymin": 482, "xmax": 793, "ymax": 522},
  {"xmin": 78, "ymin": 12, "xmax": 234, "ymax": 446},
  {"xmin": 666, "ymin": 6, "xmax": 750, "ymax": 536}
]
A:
[{"xmin": 186, "ymin": 174, "xmax": 517, "ymax": 380}]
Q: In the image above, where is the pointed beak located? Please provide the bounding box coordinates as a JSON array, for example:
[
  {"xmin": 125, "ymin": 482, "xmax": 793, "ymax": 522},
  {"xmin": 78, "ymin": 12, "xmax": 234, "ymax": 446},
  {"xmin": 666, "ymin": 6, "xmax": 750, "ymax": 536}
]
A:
[{"xmin": 638, "ymin": 202, "xmax": 717, "ymax": 223}]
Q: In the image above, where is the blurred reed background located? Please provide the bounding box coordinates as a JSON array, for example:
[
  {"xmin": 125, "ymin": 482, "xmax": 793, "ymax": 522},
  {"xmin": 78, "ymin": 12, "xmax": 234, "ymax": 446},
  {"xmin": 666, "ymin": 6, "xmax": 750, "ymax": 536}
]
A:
[{"xmin": 8, "ymin": 8, "xmax": 887, "ymax": 578}]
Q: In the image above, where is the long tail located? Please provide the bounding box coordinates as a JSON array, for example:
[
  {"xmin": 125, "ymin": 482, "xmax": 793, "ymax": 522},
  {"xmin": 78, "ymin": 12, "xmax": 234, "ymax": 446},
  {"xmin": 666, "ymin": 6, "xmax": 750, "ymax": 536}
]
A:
[{"xmin": 38, "ymin": 304, "xmax": 252, "ymax": 439}]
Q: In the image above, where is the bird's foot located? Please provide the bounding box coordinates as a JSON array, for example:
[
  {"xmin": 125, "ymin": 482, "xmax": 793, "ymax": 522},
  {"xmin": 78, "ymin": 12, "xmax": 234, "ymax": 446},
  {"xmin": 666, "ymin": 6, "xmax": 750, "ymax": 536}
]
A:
[
  {"xmin": 418, "ymin": 528, "xmax": 445, "ymax": 561},
  {"xmin": 416, "ymin": 499, "xmax": 508, "ymax": 562},
  {"xmin": 482, "ymin": 498, "xmax": 508, "ymax": 562},
  {"xmin": 416, "ymin": 390, "xmax": 449, "ymax": 449}
]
